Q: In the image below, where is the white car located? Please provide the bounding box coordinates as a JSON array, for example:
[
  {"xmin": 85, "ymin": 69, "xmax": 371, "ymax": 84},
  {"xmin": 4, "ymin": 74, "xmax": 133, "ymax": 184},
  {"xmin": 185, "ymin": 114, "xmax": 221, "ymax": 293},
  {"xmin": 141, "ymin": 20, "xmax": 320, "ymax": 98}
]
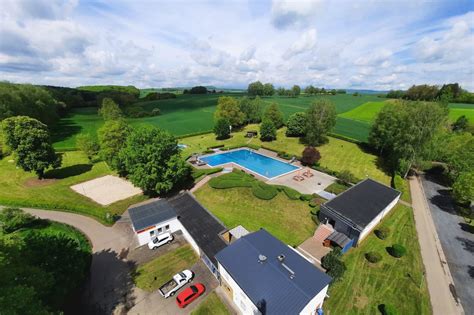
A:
[
  {"xmin": 159, "ymin": 270, "xmax": 194, "ymax": 298},
  {"xmin": 148, "ymin": 232, "xmax": 174, "ymax": 250}
]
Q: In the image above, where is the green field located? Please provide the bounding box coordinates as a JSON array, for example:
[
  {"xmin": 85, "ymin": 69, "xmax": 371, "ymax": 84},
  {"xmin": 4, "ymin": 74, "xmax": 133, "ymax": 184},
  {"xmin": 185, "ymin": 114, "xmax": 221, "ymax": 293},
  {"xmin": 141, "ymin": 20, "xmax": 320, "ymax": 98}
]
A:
[
  {"xmin": 51, "ymin": 93, "xmax": 382, "ymax": 150},
  {"xmin": 448, "ymin": 107, "xmax": 474, "ymax": 122},
  {"xmin": 339, "ymin": 101, "xmax": 389, "ymax": 123},
  {"xmin": 0, "ymin": 151, "xmax": 146, "ymax": 223},
  {"xmin": 325, "ymin": 204, "xmax": 431, "ymax": 314}
]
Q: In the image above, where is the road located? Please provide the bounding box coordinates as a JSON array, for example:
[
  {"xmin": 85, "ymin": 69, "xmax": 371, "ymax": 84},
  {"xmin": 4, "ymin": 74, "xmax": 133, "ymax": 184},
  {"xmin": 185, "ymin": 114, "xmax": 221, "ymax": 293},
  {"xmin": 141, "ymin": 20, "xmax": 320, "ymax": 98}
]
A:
[
  {"xmin": 421, "ymin": 174, "xmax": 474, "ymax": 315},
  {"xmin": 409, "ymin": 176, "xmax": 464, "ymax": 315}
]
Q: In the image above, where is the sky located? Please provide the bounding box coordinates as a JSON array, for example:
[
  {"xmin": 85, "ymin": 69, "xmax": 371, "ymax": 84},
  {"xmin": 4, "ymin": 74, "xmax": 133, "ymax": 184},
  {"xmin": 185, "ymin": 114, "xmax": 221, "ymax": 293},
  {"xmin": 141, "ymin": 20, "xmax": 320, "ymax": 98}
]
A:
[{"xmin": 0, "ymin": 0, "xmax": 473, "ymax": 90}]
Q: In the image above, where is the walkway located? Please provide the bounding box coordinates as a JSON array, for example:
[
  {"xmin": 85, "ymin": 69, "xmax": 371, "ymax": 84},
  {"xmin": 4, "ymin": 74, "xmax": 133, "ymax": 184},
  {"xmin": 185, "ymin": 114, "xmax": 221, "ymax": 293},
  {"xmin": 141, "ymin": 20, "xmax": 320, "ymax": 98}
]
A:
[{"xmin": 409, "ymin": 177, "xmax": 464, "ymax": 315}]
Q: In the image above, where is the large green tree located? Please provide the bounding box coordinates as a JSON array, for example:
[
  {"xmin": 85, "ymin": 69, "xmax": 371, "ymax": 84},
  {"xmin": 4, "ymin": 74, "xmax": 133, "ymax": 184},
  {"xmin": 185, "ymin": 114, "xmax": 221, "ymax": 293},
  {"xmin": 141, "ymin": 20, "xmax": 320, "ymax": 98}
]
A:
[
  {"xmin": 369, "ymin": 101, "xmax": 448, "ymax": 175},
  {"xmin": 247, "ymin": 81, "xmax": 264, "ymax": 96},
  {"xmin": 452, "ymin": 171, "xmax": 474, "ymax": 205},
  {"xmin": 76, "ymin": 133, "xmax": 99, "ymax": 162},
  {"xmin": 292, "ymin": 85, "xmax": 301, "ymax": 97},
  {"xmin": 305, "ymin": 99, "xmax": 337, "ymax": 146},
  {"xmin": 98, "ymin": 119, "xmax": 131, "ymax": 171},
  {"xmin": 286, "ymin": 112, "xmax": 307, "ymax": 137},
  {"xmin": 263, "ymin": 83, "xmax": 275, "ymax": 96},
  {"xmin": 98, "ymin": 98, "xmax": 123, "ymax": 120},
  {"xmin": 263, "ymin": 103, "xmax": 284, "ymax": 129},
  {"xmin": 213, "ymin": 117, "xmax": 231, "ymax": 140},
  {"xmin": 1, "ymin": 116, "xmax": 61, "ymax": 178},
  {"xmin": 260, "ymin": 119, "xmax": 277, "ymax": 141},
  {"xmin": 118, "ymin": 127, "xmax": 191, "ymax": 195},
  {"xmin": 239, "ymin": 96, "xmax": 263, "ymax": 124},
  {"xmin": 214, "ymin": 96, "xmax": 245, "ymax": 127}
]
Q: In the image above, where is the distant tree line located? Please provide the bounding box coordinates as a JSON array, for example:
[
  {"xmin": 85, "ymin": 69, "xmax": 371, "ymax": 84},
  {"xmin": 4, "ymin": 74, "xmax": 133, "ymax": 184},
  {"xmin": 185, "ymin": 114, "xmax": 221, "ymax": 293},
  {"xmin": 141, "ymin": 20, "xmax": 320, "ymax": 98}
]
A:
[
  {"xmin": 183, "ymin": 86, "xmax": 221, "ymax": 94},
  {"xmin": 247, "ymin": 81, "xmax": 345, "ymax": 97},
  {"xmin": 304, "ymin": 85, "xmax": 345, "ymax": 95},
  {"xmin": 386, "ymin": 83, "xmax": 474, "ymax": 103}
]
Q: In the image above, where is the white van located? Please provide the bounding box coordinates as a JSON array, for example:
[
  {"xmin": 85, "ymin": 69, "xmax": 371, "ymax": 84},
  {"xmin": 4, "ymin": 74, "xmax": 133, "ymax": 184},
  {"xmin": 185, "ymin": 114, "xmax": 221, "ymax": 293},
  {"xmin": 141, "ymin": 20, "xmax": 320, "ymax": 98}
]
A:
[{"xmin": 148, "ymin": 232, "xmax": 174, "ymax": 250}]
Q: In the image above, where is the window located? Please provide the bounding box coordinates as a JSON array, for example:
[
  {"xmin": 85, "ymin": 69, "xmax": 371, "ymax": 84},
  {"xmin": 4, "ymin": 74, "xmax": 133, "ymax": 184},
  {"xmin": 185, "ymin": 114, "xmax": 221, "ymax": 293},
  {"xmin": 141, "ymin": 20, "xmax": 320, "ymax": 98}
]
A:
[
  {"xmin": 165, "ymin": 224, "xmax": 170, "ymax": 230},
  {"xmin": 150, "ymin": 230, "xmax": 155, "ymax": 237},
  {"xmin": 157, "ymin": 227, "xmax": 163, "ymax": 233}
]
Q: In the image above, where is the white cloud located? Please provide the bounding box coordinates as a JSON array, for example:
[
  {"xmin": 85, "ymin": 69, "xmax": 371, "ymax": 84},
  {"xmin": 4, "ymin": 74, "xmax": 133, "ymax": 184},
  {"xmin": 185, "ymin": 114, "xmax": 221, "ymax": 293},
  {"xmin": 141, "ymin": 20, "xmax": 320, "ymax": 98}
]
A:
[
  {"xmin": 271, "ymin": 0, "xmax": 322, "ymax": 29},
  {"xmin": 283, "ymin": 28, "xmax": 317, "ymax": 58}
]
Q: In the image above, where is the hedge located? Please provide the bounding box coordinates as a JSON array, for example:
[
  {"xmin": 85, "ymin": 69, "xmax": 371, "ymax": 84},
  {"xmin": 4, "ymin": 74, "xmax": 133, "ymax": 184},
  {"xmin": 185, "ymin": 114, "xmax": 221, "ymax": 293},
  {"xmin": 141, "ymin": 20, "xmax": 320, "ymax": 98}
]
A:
[
  {"xmin": 252, "ymin": 181, "xmax": 278, "ymax": 200},
  {"xmin": 177, "ymin": 130, "xmax": 213, "ymax": 139},
  {"xmin": 300, "ymin": 194, "xmax": 313, "ymax": 201},
  {"xmin": 276, "ymin": 186, "xmax": 301, "ymax": 200},
  {"xmin": 365, "ymin": 251, "xmax": 382, "ymax": 263},
  {"xmin": 388, "ymin": 244, "xmax": 406, "ymax": 258},
  {"xmin": 192, "ymin": 167, "xmax": 223, "ymax": 180},
  {"xmin": 207, "ymin": 144, "xmax": 225, "ymax": 149},
  {"xmin": 374, "ymin": 227, "xmax": 390, "ymax": 240},
  {"xmin": 309, "ymin": 197, "xmax": 324, "ymax": 208}
]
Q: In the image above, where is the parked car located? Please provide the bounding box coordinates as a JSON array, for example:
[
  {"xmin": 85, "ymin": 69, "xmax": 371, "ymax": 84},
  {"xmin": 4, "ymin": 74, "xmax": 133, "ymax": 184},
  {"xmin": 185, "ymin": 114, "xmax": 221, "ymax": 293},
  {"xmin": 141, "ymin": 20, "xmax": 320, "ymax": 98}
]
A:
[
  {"xmin": 159, "ymin": 270, "xmax": 194, "ymax": 298},
  {"xmin": 176, "ymin": 283, "xmax": 206, "ymax": 308},
  {"xmin": 148, "ymin": 232, "xmax": 173, "ymax": 250}
]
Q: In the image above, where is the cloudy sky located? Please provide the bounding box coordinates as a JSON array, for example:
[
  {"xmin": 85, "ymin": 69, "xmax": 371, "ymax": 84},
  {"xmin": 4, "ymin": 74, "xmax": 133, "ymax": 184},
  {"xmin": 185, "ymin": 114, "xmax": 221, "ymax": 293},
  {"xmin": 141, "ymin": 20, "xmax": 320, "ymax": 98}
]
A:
[{"xmin": 1, "ymin": 0, "xmax": 473, "ymax": 90}]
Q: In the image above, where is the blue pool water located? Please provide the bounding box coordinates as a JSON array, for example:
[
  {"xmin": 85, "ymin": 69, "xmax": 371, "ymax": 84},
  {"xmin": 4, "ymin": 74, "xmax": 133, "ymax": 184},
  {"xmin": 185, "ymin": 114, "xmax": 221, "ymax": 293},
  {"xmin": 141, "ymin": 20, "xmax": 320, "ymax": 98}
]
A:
[{"xmin": 201, "ymin": 149, "xmax": 299, "ymax": 179}]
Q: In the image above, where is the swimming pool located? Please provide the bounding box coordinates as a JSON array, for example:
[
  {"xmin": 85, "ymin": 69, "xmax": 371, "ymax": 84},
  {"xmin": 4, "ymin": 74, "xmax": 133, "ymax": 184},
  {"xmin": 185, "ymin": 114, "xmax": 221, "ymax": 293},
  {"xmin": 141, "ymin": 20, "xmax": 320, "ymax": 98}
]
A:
[{"xmin": 201, "ymin": 148, "xmax": 299, "ymax": 179}]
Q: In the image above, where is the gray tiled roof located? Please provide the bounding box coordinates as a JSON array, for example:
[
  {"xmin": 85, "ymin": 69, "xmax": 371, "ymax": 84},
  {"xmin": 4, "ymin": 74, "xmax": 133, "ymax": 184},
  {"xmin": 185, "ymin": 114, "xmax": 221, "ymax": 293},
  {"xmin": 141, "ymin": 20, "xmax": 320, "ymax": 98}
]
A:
[{"xmin": 128, "ymin": 199, "xmax": 177, "ymax": 231}]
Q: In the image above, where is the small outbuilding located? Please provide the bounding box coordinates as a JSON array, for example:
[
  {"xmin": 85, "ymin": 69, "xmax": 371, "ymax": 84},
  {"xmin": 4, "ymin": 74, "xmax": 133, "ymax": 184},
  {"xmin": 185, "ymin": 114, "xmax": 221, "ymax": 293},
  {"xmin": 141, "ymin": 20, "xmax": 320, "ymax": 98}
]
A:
[
  {"xmin": 319, "ymin": 178, "xmax": 401, "ymax": 247},
  {"xmin": 216, "ymin": 229, "xmax": 331, "ymax": 315}
]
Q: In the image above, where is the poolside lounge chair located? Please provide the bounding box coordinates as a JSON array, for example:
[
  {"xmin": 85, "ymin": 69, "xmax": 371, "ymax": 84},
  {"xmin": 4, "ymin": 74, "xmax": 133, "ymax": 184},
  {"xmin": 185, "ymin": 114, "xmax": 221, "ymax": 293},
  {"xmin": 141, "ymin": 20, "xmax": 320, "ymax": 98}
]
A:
[
  {"xmin": 303, "ymin": 170, "xmax": 314, "ymax": 178},
  {"xmin": 293, "ymin": 175, "xmax": 305, "ymax": 182},
  {"xmin": 196, "ymin": 159, "xmax": 207, "ymax": 166}
]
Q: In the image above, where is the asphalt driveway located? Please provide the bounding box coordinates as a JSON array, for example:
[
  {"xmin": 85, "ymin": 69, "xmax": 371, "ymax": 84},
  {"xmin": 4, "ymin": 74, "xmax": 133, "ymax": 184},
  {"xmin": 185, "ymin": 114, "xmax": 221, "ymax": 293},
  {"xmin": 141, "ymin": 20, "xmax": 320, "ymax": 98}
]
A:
[{"xmin": 421, "ymin": 175, "xmax": 474, "ymax": 314}]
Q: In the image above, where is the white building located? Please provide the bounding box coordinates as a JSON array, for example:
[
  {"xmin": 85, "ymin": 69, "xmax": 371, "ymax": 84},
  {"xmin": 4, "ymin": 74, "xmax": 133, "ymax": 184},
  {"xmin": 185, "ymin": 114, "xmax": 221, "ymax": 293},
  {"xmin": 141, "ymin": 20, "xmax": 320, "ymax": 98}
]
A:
[{"xmin": 215, "ymin": 229, "xmax": 331, "ymax": 315}]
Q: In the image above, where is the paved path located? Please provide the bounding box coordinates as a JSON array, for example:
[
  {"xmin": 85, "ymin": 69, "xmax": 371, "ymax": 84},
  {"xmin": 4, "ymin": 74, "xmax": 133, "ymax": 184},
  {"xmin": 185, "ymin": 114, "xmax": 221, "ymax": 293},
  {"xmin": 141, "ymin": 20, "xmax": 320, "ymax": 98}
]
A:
[
  {"xmin": 421, "ymin": 175, "xmax": 474, "ymax": 314},
  {"xmin": 409, "ymin": 177, "xmax": 464, "ymax": 315}
]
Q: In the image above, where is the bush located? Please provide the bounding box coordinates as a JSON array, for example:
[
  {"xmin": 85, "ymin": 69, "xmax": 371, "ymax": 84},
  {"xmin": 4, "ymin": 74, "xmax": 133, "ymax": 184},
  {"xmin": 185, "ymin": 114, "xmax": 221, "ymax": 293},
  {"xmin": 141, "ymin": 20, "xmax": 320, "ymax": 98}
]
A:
[
  {"xmin": 379, "ymin": 304, "xmax": 399, "ymax": 315},
  {"xmin": 309, "ymin": 197, "xmax": 324, "ymax": 208},
  {"xmin": 207, "ymin": 144, "xmax": 225, "ymax": 149},
  {"xmin": 325, "ymin": 182, "xmax": 349, "ymax": 195},
  {"xmin": 374, "ymin": 227, "xmax": 390, "ymax": 240},
  {"xmin": 365, "ymin": 251, "xmax": 382, "ymax": 263},
  {"xmin": 246, "ymin": 143, "xmax": 261, "ymax": 150},
  {"xmin": 125, "ymin": 106, "xmax": 150, "ymax": 118},
  {"xmin": 321, "ymin": 248, "xmax": 346, "ymax": 282},
  {"xmin": 213, "ymin": 117, "xmax": 231, "ymax": 140},
  {"xmin": 278, "ymin": 186, "xmax": 301, "ymax": 200},
  {"xmin": 301, "ymin": 146, "xmax": 321, "ymax": 166},
  {"xmin": 252, "ymin": 181, "xmax": 278, "ymax": 200},
  {"xmin": 203, "ymin": 149, "xmax": 214, "ymax": 154},
  {"xmin": 208, "ymin": 171, "xmax": 254, "ymax": 189},
  {"xmin": 0, "ymin": 207, "xmax": 37, "ymax": 233},
  {"xmin": 338, "ymin": 170, "xmax": 357, "ymax": 185},
  {"xmin": 388, "ymin": 244, "xmax": 406, "ymax": 258},
  {"xmin": 300, "ymin": 194, "xmax": 313, "ymax": 201},
  {"xmin": 76, "ymin": 133, "xmax": 99, "ymax": 161},
  {"xmin": 285, "ymin": 112, "xmax": 307, "ymax": 137},
  {"xmin": 260, "ymin": 119, "xmax": 277, "ymax": 141},
  {"xmin": 277, "ymin": 151, "xmax": 293, "ymax": 160},
  {"xmin": 151, "ymin": 108, "xmax": 161, "ymax": 116}
]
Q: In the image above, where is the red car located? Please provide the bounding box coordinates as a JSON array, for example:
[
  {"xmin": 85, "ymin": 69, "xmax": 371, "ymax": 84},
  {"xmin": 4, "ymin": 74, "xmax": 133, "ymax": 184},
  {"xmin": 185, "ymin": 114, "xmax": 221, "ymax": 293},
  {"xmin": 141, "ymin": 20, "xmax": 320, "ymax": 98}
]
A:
[{"xmin": 175, "ymin": 283, "xmax": 206, "ymax": 308}]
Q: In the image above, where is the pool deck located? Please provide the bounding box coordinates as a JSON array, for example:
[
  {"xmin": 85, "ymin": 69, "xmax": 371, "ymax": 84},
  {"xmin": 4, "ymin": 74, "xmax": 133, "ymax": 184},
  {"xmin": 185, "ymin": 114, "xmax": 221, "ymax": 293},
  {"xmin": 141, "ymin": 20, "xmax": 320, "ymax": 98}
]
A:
[{"xmin": 189, "ymin": 147, "xmax": 336, "ymax": 194}]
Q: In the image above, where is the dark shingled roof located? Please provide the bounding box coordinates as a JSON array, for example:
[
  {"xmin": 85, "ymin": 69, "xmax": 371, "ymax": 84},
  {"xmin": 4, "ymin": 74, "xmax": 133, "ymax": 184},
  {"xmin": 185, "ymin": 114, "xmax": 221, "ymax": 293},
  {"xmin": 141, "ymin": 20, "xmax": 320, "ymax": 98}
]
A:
[
  {"xmin": 323, "ymin": 178, "xmax": 401, "ymax": 230},
  {"xmin": 128, "ymin": 199, "xmax": 177, "ymax": 232},
  {"xmin": 169, "ymin": 193, "xmax": 227, "ymax": 265},
  {"xmin": 216, "ymin": 229, "xmax": 331, "ymax": 314}
]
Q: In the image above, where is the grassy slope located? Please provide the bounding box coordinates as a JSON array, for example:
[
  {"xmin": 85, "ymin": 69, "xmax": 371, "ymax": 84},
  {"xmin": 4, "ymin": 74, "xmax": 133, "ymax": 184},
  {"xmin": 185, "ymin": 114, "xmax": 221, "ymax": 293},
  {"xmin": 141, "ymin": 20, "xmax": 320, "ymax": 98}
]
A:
[
  {"xmin": 181, "ymin": 125, "xmax": 391, "ymax": 184},
  {"xmin": 51, "ymin": 94, "xmax": 381, "ymax": 150},
  {"xmin": 191, "ymin": 292, "xmax": 231, "ymax": 315},
  {"xmin": 339, "ymin": 101, "xmax": 388, "ymax": 122},
  {"xmin": 325, "ymin": 204, "xmax": 431, "ymax": 315},
  {"xmin": 0, "ymin": 151, "xmax": 146, "ymax": 223},
  {"xmin": 194, "ymin": 184, "xmax": 315, "ymax": 246},
  {"xmin": 133, "ymin": 244, "xmax": 198, "ymax": 292}
]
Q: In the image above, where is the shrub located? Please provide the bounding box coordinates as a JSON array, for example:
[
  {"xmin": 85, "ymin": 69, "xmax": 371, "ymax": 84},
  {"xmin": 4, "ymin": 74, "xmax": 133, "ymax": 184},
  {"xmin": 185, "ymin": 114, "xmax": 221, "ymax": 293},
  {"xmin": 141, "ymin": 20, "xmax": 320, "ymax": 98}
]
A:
[
  {"xmin": 301, "ymin": 146, "xmax": 321, "ymax": 166},
  {"xmin": 76, "ymin": 133, "xmax": 99, "ymax": 161},
  {"xmin": 213, "ymin": 117, "xmax": 231, "ymax": 140},
  {"xmin": 300, "ymin": 194, "xmax": 313, "ymax": 201},
  {"xmin": 388, "ymin": 244, "xmax": 406, "ymax": 258},
  {"xmin": 246, "ymin": 143, "xmax": 261, "ymax": 150},
  {"xmin": 207, "ymin": 144, "xmax": 225, "ymax": 149},
  {"xmin": 125, "ymin": 106, "xmax": 150, "ymax": 118},
  {"xmin": 379, "ymin": 304, "xmax": 399, "ymax": 315},
  {"xmin": 208, "ymin": 171, "xmax": 254, "ymax": 189},
  {"xmin": 309, "ymin": 197, "xmax": 324, "ymax": 208},
  {"xmin": 278, "ymin": 186, "xmax": 300, "ymax": 200},
  {"xmin": 252, "ymin": 181, "xmax": 278, "ymax": 200},
  {"xmin": 374, "ymin": 227, "xmax": 390, "ymax": 240},
  {"xmin": 325, "ymin": 182, "xmax": 349, "ymax": 195},
  {"xmin": 365, "ymin": 251, "xmax": 382, "ymax": 263},
  {"xmin": 321, "ymin": 248, "xmax": 346, "ymax": 282},
  {"xmin": 0, "ymin": 207, "xmax": 37, "ymax": 233},
  {"xmin": 338, "ymin": 170, "xmax": 357, "ymax": 185},
  {"xmin": 203, "ymin": 149, "xmax": 214, "ymax": 154},
  {"xmin": 260, "ymin": 119, "xmax": 277, "ymax": 141},
  {"xmin": 151, "ymin": 108, "xmax": 161, "ymax": 116},
  {"xmin": 277, "ymin": 151, "xmax": 292, "ymax": 160},
  {"xmin": 285, "ymin": 112, "xmax": 307, "ymax": 137}
]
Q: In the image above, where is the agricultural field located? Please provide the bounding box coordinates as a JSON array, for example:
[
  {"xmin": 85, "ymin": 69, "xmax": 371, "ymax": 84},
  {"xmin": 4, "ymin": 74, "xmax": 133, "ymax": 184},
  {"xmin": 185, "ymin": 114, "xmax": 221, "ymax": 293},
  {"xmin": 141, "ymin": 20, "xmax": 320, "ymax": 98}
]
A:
[
  {"xmin": 51, "ymin": 93, "xmax": 381, "ymax": 150},
  {"xmin": 448, "ymin": 106, "xmax": 474, "ymax": 122},
  {"xmin": 339, "ymin": 101, "xmax": 389, "ymax": 123},
  {"xmin": 325, "ymin": 204, "xmax": 431, "ymax": 315}
]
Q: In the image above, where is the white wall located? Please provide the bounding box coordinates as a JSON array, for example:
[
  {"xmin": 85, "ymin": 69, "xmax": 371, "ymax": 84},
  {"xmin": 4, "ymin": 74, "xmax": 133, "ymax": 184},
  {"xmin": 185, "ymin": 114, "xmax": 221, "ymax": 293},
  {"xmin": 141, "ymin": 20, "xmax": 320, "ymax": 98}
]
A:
[
  {"xmin": 136, "ymin": 217, "xmax": 182, "ymax": 246},
  {"xmin": 299, "ymin": 285, "xmax": 329, "ymax": 315},
  {"xmin": 358, "ymin": 195, "xmax": 400, "ymax": 242},
  {"xmin": 218, "ymin": 262, "xmax": 260, "ymax": 315}
]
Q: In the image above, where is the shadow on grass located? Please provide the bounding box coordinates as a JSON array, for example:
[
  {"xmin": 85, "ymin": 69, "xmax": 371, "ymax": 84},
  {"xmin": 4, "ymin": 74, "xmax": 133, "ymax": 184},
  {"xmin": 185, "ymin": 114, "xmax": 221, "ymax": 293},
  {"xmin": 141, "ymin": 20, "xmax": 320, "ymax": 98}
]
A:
[
  {"xmin": 50, "ymin": 116, "xmax": 83, "ymax": 145},
  {"xmin": 45, "ymin": 164, "xmax": 93, "ymax": 179}
]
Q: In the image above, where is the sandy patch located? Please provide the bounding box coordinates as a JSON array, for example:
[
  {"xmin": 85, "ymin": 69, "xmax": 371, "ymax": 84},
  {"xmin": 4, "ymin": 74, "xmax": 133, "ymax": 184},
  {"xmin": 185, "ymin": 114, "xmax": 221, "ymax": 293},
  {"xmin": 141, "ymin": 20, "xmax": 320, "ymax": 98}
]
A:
[{"xmin": 71, "ymin": 175, "xmax": 142, "ymax": 205}]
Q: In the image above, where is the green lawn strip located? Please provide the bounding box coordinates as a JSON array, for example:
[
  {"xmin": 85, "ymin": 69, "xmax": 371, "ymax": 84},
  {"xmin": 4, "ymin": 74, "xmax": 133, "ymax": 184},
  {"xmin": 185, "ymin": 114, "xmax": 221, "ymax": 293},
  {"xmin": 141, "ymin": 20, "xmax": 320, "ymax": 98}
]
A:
[
  {"xmin": 448, "ymin": 108, "xmax": 474, "ymax": 122},
  {"xmin": 325, "ymin": 204, "xmax": 431, "ymax": 315},
  {"xmin": 325, "ymin": 182, "xmax": 349, "ymax": 195},
  {"xmin": 194, "ymin": 184, "xmax": 315, "ymax": 246},
  {"xmin": 338, "ymin": 101, "xmax": 388, "ymax": 123},
  {"xmin": 181, "ymin": 125, "xmax": 391, "ymax": 185},
  {"xmin": 133, "ymin": 244, "xmax": 198, "ymax": 292},
  {"xmin": 333, "ymin": 117, "xmax": 371, "ymax": 142},
  {"xmin": 192, "ymin": 167, "xmax": 223, "ymax": 182},
  {"xmin": 0, "ymin": 151, "xmax": 146, "ymax": 224},
  {"xmin": 191, "ymin": 292, "xmax": 231, "ymax": 315}
]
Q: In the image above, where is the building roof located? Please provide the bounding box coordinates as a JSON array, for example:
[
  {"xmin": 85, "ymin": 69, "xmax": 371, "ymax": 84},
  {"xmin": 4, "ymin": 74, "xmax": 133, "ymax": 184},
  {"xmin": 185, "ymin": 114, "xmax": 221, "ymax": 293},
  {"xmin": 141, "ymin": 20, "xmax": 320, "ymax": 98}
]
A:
[
  {"xmin": 228, "ymin": 225, "xmax": 250, "ymax": 240},
  {"xmin": 215, "ymin": 229, "xmax": 331, "ymax": 314},
  {"xmin": 128, "ymin": 199, "xmax": 177, "ymax": 232},
  {"xmin": 169, "ymin": 192, "xmax": 227, "ymax": 265},
  {"xmin": 323, "ymin": 178, "xmax": 401, "ymax": 230}
]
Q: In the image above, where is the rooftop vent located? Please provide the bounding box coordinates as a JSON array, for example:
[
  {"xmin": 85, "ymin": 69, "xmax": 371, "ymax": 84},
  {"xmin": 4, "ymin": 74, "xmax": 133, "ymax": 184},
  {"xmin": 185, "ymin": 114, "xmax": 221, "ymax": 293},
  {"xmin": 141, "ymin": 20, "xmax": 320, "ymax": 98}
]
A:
[
  {"xmin": 258, "ymin": 254, "xmax": 267, "ymax": 263},
  {"xmin": 277, "ymin": 254, "xmax": 285, "ymax": 262},
  {"xmin": 277, "ymin": 254, "xmax": 295, "ymax": 279}
]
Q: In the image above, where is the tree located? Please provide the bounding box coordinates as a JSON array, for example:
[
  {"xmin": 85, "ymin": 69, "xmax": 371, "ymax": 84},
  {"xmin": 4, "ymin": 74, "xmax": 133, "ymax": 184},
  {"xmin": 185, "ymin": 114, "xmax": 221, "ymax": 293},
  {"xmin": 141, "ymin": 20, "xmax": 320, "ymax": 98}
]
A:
[
  {"xmin": 247, "ymin": 81, "xmax": 264, "ymax": 96},
  {"xmin": 276, "ymin": 87, "xmax": 286, "ymax": 96},
  {"xmin": 239, "ymin": 96, "xmax": 263, "ymax": 124},
  {"xmin": 98, "ymin": 98, "xmax": 123, "ymax": 120},
  {"xmin": 76, "ymin": 133, "xmax": 99, "ymax": 161},
  {"xmin": 452, "ymin": 171, "xmax": 474, "ymax": 205},
  {"xmin": 0, "ymin": 207, "xmax": 36, "ymax": 233},
  {"xmin": 305, "ymin": 99, "xmax": 337, "ymax": 146},
  {"xmin": 286, "ymin": 112, "xmax": 307, "ymax": 137},
  {"xmin": 98, "ymin": 119, "xmax": 132, "ymax": 171},
  {"xmin": 404, "ymin": 84, "xmax": 439, "ymax": 101},
  {"xmin": 263, "ymin": 83, "xmax": 275, "ymax": 96},
  {"xmin": 189, "ymin": 86, "xmax": 208, "ymax": 94},
  {"xmin": 369, "ymin": 101, "xmax": 448, "ymax": 176},
  {"xmin": 452, "ymin": 115, "xmax": 469, "ymax": 132},
  {"xmin": 1, "ymin": 116, "xmax": 61, "ymax": 178},
  {"xmin": 118, "ymin": 127, "xmax": 190, "ymax": 195},
  {"xmin": 213, "ymin": 117, "xmax": 231, "ymax": 140},
  {"xmin": 263, "ymin": 103, "xmax": 284, "ymax": 128},
  {"xmin": 260, "ymin": 119, "xmax": 277, "ymax": 141},
  {"xmin": 301, "ymin": 147, "xmax": 321, "ymax": 166},
  {"xmin": 304, "ymin": 85, "xmax": 315, "ymax": 95},
  {"xmin": 321, "ymin": 248, "xmax": 346, "ymax": 282},
  {"xmin": 292, "ymin": 85, "xmax": 301, "ymax": 97},
  {"xmin": 214, "ymin": 96, "xmax": 245, "ymax": 127}
]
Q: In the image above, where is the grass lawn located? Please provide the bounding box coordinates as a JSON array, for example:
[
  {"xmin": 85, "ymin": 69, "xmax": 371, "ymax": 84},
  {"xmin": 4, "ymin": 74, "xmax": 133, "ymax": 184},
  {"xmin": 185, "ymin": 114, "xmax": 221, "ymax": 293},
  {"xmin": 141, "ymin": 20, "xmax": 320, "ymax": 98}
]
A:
[
  {"xmin": 194, "ymin": 184, "xmax": 315, "ymax": 246},
  {"xmin": 339, "ymin": 101, "xmax": 389, "ymax": 123},
  {"xmin": 191, "ymin": 292, "xmax": 231, "ymax": 315},
  {"xmin": 133, "ymin": 244, "xmax": 198, "ymax": 292},
  {"xmin": 0, "ymin": 151, "xmax": 146, "ymax": 224},
  {"xmin": 181, "ymin": 125, "xmax": 391, "ymax": 184},
  {"xmin": 325, "ymin": 204, "xmax": 431, "ymax": 315},
  {"xmin": 448, "ymin": 107, "xmax": 474, "ymax": 122}
]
